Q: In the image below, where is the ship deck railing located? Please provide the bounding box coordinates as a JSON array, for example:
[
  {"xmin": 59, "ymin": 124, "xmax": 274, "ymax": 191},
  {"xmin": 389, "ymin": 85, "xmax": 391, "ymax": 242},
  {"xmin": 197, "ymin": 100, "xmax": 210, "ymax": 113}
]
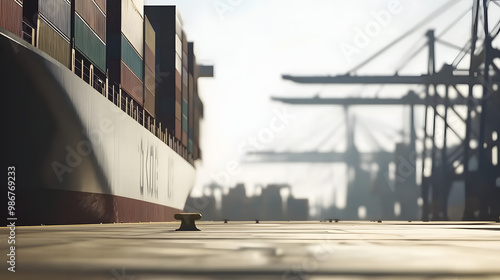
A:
[
  {"xmin": 21, "ymin": 21, "xmax": 35, "ymax": 46},
  {"xmin": 71, "ymin": 53, "xmax": 194, "ymax": 166}
]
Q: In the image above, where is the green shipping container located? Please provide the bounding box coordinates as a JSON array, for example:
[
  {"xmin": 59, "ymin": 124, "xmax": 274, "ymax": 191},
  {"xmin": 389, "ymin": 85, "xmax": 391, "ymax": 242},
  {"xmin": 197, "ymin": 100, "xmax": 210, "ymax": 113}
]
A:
[
  {"xmin": 182, "ymin": 114, "xmax": 187, "ymax": 132},
  {"xmin": 107, "ymin": 32, "xmax": 143, "ymax": 81},
  {"xmin": 74, "ymin": 13, "xmax": 106, "ymax": 72},
  {"xmin": 188, "ymin": 139, "xmax": 193, "ymax": 154},
  {"xmin": 75, "ymin": 0, "xmax": 106, "ymax": 42},
  {"xmin": 121, "ymin": 34, "xmax": 143, "ymax": 81}
]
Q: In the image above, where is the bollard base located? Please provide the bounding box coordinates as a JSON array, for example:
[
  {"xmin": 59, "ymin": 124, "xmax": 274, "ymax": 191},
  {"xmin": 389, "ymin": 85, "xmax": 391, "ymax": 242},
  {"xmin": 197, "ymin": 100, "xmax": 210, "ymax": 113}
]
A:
[{"xmin": 174, "ymin": 213, "xmax": 202, "ymax": 231}]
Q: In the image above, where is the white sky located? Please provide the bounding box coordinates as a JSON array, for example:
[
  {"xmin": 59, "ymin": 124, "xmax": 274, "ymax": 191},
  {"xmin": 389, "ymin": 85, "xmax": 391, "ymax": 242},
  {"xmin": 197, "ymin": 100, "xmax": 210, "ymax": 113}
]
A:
[{"xmin": 145, "ymin": 0, "xmax": 500, "ymax": 214}]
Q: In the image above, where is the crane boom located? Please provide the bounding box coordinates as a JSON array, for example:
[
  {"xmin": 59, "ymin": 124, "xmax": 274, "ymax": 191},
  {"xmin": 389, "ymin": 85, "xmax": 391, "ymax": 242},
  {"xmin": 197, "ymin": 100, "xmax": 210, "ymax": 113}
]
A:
[
  {"xmin": 246, "ymin": 151, "xmax": 393, "ymax": 163},
  {"xmin": 281, "ymin": 73, "xmax": 495, "ymax": 85}
]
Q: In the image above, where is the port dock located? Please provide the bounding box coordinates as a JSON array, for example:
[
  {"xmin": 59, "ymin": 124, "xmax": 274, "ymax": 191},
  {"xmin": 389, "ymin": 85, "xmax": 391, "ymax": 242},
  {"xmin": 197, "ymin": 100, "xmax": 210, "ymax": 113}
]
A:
[{"xmin": 2, "ymin": 221, "xmax": 500, "ymax": 279}]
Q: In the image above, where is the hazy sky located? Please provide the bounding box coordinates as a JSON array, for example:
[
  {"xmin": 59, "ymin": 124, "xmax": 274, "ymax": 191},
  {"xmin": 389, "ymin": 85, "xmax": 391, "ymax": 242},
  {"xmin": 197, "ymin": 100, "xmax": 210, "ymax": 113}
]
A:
[{"xmin": 145, "ymin": 0, "xmax": 500, "ymax": 213}]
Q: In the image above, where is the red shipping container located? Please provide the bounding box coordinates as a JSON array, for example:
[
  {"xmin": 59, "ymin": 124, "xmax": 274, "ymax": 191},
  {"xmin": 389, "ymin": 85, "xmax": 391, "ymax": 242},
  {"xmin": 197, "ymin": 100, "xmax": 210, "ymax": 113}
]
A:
[
  {"xmin": 144, "ymin": 44, "xmax": 155, "ymax": 74},
  {"xmin": 175, "ymin": 119, "xmax": 181, "ymax": 140},
  {"xmin": 144, "ymin": 87, "xmax": 155, "ymax": 117},
  {"xmin": 144, "ymin": 66, "xmax": 155, "ymax": 93},
  {"xmin": 175, "ymin": 101, "xmax": 181, "ymax": 121},
  {"xmin": 121, "ymin": 60, "xmax": 144, "ymax": 105},
  {"xmin": 175, "ymin": 70, "xmax": 181, "ymax": 91},
  {"xmin": 0, "ymin": 0, "xmax": 22, "ymax": 38},
  {"xmin": 93, "ymin": 0, "xmax": 106, "ymax": 13},
  {"xmin": 182, "ymin": 131, "xmax": 187, "ymax": 147},
  {"xmin": 175, "ymin": 86, "xmax": 181, "ymax": 103}
]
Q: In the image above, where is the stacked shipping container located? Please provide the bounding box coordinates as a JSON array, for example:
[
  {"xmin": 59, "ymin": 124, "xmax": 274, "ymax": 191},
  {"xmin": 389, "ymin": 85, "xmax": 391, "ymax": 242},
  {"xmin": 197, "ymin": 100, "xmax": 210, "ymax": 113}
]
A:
[
  {"xmin": 186, "ymin": 42, "xmax": 207, "ymax": 160},
  {"xmin": 107, "ymin": 0, "xmax": 144, "ymax": 105},
  {"xmin": 144, "ymin": 16, "xmax": 155, "ymax": 117},
  {"xmin": 73, "ymin": 0, "xmax": 106, "ymax": 73},
  {"xmin": 37, "ymin": 0, "xmax": 71, "ymax": 68},
  {"xmin": 188, "ymin": 43, "xmax": 205, "ymax": 160},
  {"xmin": 144, "ymin": 5, "xmax": 206, "ymax": 159},
  {"xmin": 175, "ymin": 12, "xmax": 183, "ymax": 141},
  {"xmin": 181, "ymin": 31, "xmax": 189, "ymax": 146},
  {"xmin": 188, "ymin": 43, "xmax": 196, "ymax": 154},
  {"xmin": 0, "ymin": 2, "xmax": 206, "ymax": 161},
  {"xmin": 0, "ymin": 0, "xmax": 23, "ymax": 38},
  {"xmin": 144, "ymin": 6, "xmax": 180, "ymax": 142},
  {"xmin": 193, "ymin": 82, "xmax": 204, "ymax": 160}
]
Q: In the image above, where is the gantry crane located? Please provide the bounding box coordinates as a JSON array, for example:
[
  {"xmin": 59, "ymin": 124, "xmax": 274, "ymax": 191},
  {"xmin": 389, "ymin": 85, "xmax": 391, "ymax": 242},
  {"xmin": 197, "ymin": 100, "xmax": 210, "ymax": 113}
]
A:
[{"xmin": 251, "ymin": 0, "xmax": 500, "ymax": 221}]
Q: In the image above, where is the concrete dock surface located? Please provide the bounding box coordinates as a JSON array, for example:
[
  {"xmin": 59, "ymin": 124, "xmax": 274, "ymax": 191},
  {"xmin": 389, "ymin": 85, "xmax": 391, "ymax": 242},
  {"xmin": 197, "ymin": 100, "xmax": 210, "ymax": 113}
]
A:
[{"xmin": 1, "ymin": 221, "xmax": 500, "ymax": 279}]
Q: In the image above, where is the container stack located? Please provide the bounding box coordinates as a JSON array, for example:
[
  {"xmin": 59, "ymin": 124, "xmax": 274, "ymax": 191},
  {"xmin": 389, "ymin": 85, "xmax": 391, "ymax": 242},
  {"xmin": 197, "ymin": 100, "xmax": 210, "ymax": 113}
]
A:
[
  {"xmin": 174, "ymin": 12, "xmax": 183, "ymax": 141},
  {"xmin": 37, "ymin": 0, "xmax": 71, "ymax": 68},
  {"xmin": 144, "ymin": 6, "xmax": 183, "ymax": 142},
  {"xmin": 0, "ymin": 0, "xmax": 23, "ymax": 38},
  {"xmin": 181, "ymin": 31, "xmax": 189, "ymax": 147},
  {"xmin": 187, "ymin": 43, "xmax": 196, "ymax": 155},
  {"xmin": 73, "ymin": 0, "xmax": 106, "ymax": 74},
  {"xmin": 143, "ymin": 5, "xmax": 207, "ymax": 157},
  {"xmin": 107, "ymin": 0, "xmax": 144, "ymax": 105},
  {"xmin": 144, "ymin": 15, "xmax": 155, "ymax": 117},
  {"xmin": 193, "ymin": 85, "xmax": 204, "ymax": 160},
  {"xmin": 1, "ymin": 2, "xmax": 208, "ymax": 163}
]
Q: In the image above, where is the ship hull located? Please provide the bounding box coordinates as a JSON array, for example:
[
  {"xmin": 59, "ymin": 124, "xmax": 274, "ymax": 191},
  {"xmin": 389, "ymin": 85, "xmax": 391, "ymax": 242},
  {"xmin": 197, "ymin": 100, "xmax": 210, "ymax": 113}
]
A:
[
  {"xmin": 16, "ymin": 188, "xmax": 181, "ymax": 224},
  {"xmin": 1, "ymin": 28, "xmax": 195, "ymax": 225}
]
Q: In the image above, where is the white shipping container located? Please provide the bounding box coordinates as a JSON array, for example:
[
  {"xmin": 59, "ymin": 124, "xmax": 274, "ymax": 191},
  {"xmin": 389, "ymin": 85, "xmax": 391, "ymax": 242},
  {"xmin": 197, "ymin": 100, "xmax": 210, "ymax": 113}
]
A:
[
  {"xmin": 175, "ymin": 54, "xmax": 182, "ymax": 72},
  {"xmin": 175, "ymin": 35, "xmax": 182, "ymax": 55},
  {"xmin": 121, "ymin": 0, "xmax": 144, "ymax": 57},
  {"xmin": 176, "ymin": 12, "xmax": 182, "ymax": 38},
  {"xmin": 133, "ymin": 0, "xmax": 144, "ymax": 16}
]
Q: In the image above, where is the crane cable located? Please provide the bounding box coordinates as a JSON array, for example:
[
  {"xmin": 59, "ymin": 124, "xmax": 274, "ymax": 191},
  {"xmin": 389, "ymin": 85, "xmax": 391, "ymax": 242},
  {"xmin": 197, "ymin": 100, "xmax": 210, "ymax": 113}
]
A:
[
  {"xmin": 395, "ymin": 6, "xmax": 472, "ymax": 73},
  {"xmin": 346, "ymin": 0, "xmax": 463, "ymax": 74}
]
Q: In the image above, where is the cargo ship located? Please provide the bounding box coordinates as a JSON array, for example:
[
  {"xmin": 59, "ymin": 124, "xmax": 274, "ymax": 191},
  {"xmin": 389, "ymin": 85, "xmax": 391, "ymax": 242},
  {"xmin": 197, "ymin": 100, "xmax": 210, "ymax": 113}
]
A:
[{"xmin": 1, "ymin": 1, "xmax": 211, "ymax": 225}]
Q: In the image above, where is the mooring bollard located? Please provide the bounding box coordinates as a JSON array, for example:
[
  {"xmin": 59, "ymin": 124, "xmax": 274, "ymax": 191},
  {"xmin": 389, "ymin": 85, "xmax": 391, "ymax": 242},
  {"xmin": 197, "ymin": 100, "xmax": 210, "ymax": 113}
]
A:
[{"xmin": 174, "ymin": 213, "xmax": 202, "ymax": 231}]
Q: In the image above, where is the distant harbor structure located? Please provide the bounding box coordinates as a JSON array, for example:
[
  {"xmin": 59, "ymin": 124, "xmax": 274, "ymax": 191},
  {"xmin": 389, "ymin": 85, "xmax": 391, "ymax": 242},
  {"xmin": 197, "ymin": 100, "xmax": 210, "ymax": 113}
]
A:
[{"xmin": 185, "ymin": 183, "xmax": 309, "ymax": 221}]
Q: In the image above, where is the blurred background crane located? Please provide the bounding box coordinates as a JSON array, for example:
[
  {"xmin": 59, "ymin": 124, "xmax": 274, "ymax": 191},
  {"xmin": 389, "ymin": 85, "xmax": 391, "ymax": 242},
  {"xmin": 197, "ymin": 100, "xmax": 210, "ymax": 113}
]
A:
[{"xmin": 247, "ymin": 0, "xmax": 500, "ymax": 221}]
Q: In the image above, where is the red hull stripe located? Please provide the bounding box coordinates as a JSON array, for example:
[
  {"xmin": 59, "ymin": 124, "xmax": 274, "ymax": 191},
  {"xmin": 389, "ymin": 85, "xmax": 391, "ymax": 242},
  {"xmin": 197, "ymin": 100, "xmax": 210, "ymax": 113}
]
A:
[{"xmin": 16, "ymin": 188, "xmax": 181, "ymax": 225}]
